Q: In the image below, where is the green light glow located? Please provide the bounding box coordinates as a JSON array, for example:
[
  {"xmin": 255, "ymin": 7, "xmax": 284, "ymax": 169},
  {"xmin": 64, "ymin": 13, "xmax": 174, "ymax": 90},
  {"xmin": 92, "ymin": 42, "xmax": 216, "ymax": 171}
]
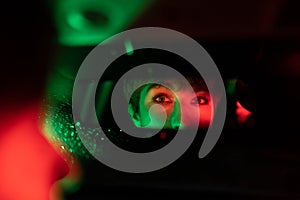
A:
[
  {"xmin": 80, "ymin": 81, "xmax": 96, "ymax": 122},
  {"xmin": 53, "ymin": 0, "xmax": 154, "ymax": 46},
  {"xmin": 43, "ymin": 79, "xmax": 115, "ymax": 160},
  {"xmin": 125, "ymin": 40, "xmax": 134, "ymax": 56},
  {"xmin": 226, "ymin": 79, "xmax": 237, "ymax": 96},
  {"xmin": 170, "ymin": 100, "xmax": 182, "ymax": 129},
  {"xmin": 67, "ymin": 12, "xmax": 87, "ymax": 32},
  {"xmin": 42, "ymin": 100, "xmax": 112, "ymax": 161},
  {"xmin": 43, "ymin": 102, "xmax": 92, "ymax": 160},
  {"xmin": 138, "ymin": 84, "xmax": 153, "ymax": 127},
  {"xmin": 95, "ymin": 81, "xmax": 114, "ymax": 122},
  {"xmin": 128, "ymin": 84, "xmax": 182, "ymax": 129}
]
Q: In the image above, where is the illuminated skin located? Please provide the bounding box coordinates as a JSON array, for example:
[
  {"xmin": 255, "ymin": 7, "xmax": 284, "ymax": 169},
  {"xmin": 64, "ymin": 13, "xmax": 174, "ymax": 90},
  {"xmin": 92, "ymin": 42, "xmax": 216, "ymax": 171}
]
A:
[
  {"xmin": 129, "ymin": 84, "xmax": 214, "ymax": 130},
  {"xmin": 236, "ymin": 101, "xmax": 252, "ymax": 125},
  {"xmin": 53, "ymin": 0, "xmax": 153, "ymax": 46},
  {"xmin": 0, "ymin": 105, "xmax": 70, "ymax": 200}
]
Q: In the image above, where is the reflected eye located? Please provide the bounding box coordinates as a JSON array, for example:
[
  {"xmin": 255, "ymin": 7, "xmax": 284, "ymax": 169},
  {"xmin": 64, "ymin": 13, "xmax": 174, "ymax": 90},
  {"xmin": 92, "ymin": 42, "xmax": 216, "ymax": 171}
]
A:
[
  {"xmin": 191, "ymin": 96, "xmax": 208, "ymax": 105},
  {"xmin": 153, "ymin": 94, "xmax": 173, "ymax": 104}
]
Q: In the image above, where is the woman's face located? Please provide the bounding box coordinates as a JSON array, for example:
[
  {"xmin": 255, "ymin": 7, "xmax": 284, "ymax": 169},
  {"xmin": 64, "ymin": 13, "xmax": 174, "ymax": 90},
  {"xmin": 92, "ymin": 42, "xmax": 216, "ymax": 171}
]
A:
[{"xmin": 133, "ymin": 84, "xmax": 213, "ymax": 129}]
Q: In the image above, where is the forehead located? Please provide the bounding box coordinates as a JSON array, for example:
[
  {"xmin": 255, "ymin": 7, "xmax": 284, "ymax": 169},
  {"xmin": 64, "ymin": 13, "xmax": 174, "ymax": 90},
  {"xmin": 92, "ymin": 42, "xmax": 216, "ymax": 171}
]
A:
[
  {"xmin": 146, "ymin": 78, "xmax": 208, "ymax": 93},
  {"xmin": 146, "ymin": 85, "xmax": 173, "ymax": 95},
  {"xmin": 145, "ymin": 84, "xmax": 210, "ymax": 99}
]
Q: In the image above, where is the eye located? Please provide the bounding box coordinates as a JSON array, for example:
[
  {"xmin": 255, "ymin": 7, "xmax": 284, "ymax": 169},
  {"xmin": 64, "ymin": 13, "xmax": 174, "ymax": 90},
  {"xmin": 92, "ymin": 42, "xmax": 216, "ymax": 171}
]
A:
[
  {"xmin": 191, "ymin": 96, "xmax": 208, "ymax": 105},
  {"xmin": 153, "ymin": 94, "xmax": 173, "ymax": 104}
]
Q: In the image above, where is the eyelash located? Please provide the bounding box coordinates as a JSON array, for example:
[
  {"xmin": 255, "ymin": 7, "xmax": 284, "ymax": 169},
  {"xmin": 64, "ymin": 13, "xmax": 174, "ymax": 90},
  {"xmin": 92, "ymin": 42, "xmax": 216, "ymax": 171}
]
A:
[
  {"xmin": 153, "ymin": 93, "xmax": 173, "ymax": 104},
  {"xmin": 152, "ymin": 93, "xmax": 208, "ymax": 105},
  {"xmin": 191, "ymin": 96, "xmax": 208, "ymax": 105}
]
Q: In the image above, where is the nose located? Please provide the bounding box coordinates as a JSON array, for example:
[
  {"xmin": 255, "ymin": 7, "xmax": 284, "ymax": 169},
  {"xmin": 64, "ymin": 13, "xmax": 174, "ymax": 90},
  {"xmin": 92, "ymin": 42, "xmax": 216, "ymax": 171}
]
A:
[
  {"xmin": 178, "ymin": 100, "xmax": 200, "ymax": 128},
  {"xmin": 168, "ymin": 100, "xmax": 182, "ymax": 129}
]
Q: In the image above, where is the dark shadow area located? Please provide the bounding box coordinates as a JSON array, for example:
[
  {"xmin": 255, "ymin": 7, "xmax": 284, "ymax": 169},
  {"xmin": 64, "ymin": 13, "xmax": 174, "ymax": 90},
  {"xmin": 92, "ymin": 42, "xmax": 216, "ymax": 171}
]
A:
[{"xmin": 2, "ymin": 0, "xmax": 300, "ymax": 199}]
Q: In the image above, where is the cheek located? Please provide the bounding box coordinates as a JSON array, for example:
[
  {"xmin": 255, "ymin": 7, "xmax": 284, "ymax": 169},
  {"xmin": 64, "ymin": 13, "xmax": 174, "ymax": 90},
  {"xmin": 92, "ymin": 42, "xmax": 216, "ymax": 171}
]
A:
[
  {"xmin": 199, "ymin": 105, "xmax": 213, "ymax": 126},
  {"xmin": 142, "ymin": 103, "xmax": 175, "ymax": 128},
  {"xmin": 151, "ymin": 105, "xmax": 174, "ymax": 119},
  {"xmin": 163, "ymin": 105, "xmax": 175, "ymax": 116},
  {"xmin": 180, "ymin": 103, "xmax": 199, "ymax": 126},
  {"xmin": 180, "ymin": 104, "xmax": 213, "ymax": 128},
  {"xmin": 144, "ymin": 100, "xmax": 173, "ymax": 114}
]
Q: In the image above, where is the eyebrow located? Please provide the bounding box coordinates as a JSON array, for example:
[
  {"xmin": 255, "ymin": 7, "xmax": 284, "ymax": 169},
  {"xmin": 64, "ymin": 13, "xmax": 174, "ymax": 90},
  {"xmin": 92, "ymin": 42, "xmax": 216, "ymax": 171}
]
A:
[
  {"xmin": 146, "ymin": 84, "xmax": 167, "ymax": 93},
  {"xmin": 152, "ymin": 84, "xmax": 164, "ymax": 89},
  {"xmin": 147, "ymin": 81, "xmax": 209, "ymax": 96},
  {"xmin": 194, "ymin": 91, "xmax": 210, "ymax": 95},
  {"xmin": 149, "ymin": 85, "xmax": 175, "ymax": 94}
]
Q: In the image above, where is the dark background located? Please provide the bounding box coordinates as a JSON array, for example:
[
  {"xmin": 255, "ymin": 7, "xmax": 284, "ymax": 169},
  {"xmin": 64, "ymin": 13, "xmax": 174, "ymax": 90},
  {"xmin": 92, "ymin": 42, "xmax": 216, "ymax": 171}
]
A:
[{"xmin": 2, "ymin": 0, "xmax": 300, "ymax": 199}]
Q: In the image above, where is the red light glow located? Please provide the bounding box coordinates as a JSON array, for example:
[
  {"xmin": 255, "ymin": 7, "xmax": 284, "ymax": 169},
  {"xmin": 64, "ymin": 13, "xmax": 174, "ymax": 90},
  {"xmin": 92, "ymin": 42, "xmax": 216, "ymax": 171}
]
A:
[
  {"xmin": 0, "ymin": 104, "xmax": 69, "ymax": 200},
  {"xmin": 236, "ymin": 101, "xmax": 252, "ymax": 125}
]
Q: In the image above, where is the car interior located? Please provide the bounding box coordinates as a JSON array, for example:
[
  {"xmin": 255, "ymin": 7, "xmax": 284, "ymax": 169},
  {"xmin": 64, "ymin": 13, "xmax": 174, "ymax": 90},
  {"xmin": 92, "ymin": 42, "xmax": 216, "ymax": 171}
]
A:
[{"xmin": 2, "ymin": 0, "xmax": 300, "ymax": 199}]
